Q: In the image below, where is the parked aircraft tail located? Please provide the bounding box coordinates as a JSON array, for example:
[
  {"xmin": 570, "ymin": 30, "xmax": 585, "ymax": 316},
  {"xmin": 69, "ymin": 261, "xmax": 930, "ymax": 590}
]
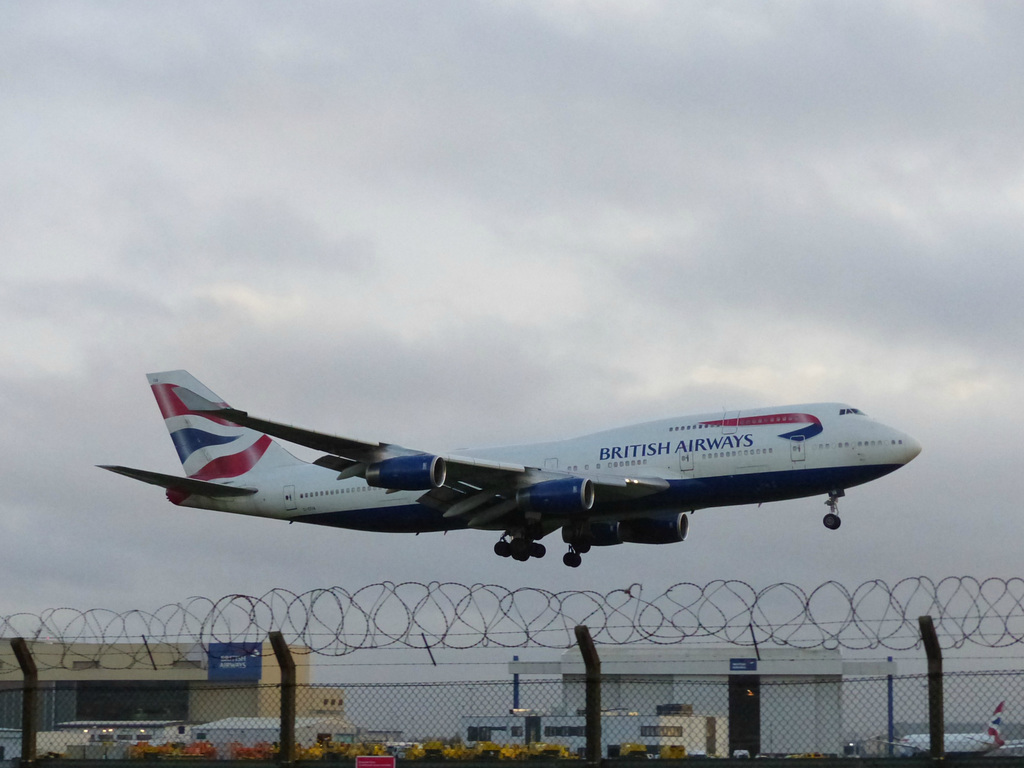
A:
[{"xmin": 988, "ymin": 701, "xmax": 1006, "ymax": 748}]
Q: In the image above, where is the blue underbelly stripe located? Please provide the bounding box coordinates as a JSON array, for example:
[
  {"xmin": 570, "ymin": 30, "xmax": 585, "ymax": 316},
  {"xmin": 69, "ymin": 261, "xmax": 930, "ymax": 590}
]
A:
[{"xmin": 292, "ymin": 464, "xmax": 903, "ymax": 533}]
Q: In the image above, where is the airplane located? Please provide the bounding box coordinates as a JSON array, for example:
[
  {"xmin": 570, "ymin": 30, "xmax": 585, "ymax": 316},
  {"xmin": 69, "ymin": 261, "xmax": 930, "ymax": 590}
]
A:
[
  {"xmin": 100, "ymin": 370, "xmax": 921, "ymax": 567},
  {"xmin": 895, "ymin": 701, "xmax": 1006, "ymax": 756}
]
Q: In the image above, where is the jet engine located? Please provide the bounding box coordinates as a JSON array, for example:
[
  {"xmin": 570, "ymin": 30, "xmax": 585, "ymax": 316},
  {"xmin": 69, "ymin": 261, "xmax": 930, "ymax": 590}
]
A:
[
  {"xmin": 590, "ymin": 513, "xmax": 689, "ymax": 546},
  {"xmin": 365, "ymin": 455, "xmax": 446, "ymax": 490},
  {"xmin": 517, "ymin": 478, "xmax": 595, "ymax": 514}
]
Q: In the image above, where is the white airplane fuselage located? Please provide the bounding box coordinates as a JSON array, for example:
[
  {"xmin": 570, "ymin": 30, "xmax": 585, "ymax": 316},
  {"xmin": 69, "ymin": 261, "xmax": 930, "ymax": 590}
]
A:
[
  {"xmin": 895, "ymin": 701, "xmax": 1007, "ymax": 757},
  {"xmin": 102, "ymin": 372, "xmax": 921, "ymax": 566},
  {"xmin": 174, "ymin": 402, "xmax": 920, "ymax": 533}
]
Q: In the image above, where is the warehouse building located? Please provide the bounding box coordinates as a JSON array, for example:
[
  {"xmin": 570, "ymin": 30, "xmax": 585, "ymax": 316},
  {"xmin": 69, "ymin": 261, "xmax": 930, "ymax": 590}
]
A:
[
  {"xmin": 464, "ymin": 646, "xmax": 895, "ymax": 758},
  {"xmin": 0, "ymin": 640, "xmax": 348, "ymax": 733}
]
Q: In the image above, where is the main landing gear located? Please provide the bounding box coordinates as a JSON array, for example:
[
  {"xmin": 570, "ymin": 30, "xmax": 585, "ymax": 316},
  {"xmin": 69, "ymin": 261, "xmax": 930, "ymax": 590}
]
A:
[
  {"xmin": 495, "ymin": 519, "xmax": 593, "ymax": 568},
  {"xmin": 823, "ymin": 489, "xmax": 845, "ymax": 530},
  {"xmin": 494, "ymin": 535, "xmax": 546, "ymax": 562},
  {"xmin": 561, "ymin": 522, "xmax": 592, "ymax": 568},
  {"xmin": 565, "ymin": 536, "xmax": 598, "ymax": 569},
  {"xmin": 495, "ymin": 517, "xmax": 548, "ymax": 562},
  {"xmin": 562, "ymin": 546, "xmax": 585, "ymax": 568}
]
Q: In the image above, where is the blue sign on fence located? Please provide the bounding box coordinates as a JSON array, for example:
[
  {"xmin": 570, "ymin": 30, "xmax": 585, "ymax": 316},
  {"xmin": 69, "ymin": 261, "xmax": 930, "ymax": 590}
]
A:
[
  {"xmin": 208, "ymin": 642, "xmax": 263, "ymax": 681},
  {"xmin": 730, "ymin": 658, "xmax": 757, "ymax": 672}
]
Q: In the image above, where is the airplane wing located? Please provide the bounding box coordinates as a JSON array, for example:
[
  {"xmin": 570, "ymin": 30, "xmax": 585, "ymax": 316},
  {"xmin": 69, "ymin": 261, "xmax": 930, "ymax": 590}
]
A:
[
  {"xmin": 423, "ymin": 470, "xmax": 670, "ymax": 529},
  {"xmin": 589, "ymin": 473, "xmax": 671, "ymax": 499},
  {"xmin": 177, "ymin": 391, "xmax": 668, "ymax": 526},
  {"xmin": 98, "ymin": 465, "xmax": 258, "ymax": 497},
  {"xmin": 176, "ymin": 389, "xmax": 530, "ymax": 482},
  {"xmin": 188, "ymin": 404, "xmax": 399, "ymax": 468}
]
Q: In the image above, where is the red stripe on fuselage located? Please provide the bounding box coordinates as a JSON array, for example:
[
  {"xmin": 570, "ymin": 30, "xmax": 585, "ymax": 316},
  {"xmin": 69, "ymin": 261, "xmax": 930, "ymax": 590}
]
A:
[{"xmin": 701, "ymin": 413, "xmax": 820, "ymax": 428}]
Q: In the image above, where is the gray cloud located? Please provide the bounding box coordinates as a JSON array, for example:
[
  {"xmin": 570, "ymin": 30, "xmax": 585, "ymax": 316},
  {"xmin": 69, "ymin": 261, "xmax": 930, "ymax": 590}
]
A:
[{"xmin": 1, "ymin": 0, "xmax": 1022, "ymax": 633}]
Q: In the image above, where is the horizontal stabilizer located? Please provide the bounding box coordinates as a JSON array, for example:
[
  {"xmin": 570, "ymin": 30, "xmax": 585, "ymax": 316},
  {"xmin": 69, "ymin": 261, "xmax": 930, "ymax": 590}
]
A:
[{"xmin": 98, "ymin": 465, "xmax": 258, "ymax": 498}]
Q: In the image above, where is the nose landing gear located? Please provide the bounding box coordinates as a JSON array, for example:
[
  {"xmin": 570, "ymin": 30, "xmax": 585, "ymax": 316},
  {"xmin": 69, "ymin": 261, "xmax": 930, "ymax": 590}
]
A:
[{"xmin": 823, "ymin": 489, "xmax": 844, "ymax": 530}]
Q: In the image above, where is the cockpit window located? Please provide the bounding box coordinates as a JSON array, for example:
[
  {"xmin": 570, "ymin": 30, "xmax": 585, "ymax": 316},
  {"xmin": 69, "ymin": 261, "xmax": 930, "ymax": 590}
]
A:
[{"xmin": 840, "ymin": 408, "xmax": 865, "ymax": 416}]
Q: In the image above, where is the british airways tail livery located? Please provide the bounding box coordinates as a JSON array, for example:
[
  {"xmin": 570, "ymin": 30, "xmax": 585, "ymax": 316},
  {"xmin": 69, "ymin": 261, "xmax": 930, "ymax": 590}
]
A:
[{"xmin": 101, "ymin": 371, "xmax": 921, "ymax": 567}]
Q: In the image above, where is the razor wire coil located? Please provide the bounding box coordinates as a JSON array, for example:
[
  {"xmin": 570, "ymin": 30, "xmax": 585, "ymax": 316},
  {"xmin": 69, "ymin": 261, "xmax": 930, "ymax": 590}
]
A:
[{"xmin": 2, "ymin": 577, "xmax": 1024, "ymax": 670}]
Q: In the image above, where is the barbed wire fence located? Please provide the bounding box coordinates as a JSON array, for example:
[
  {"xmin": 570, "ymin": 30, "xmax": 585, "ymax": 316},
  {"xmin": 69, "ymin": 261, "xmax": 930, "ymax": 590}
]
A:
[{"xmin": 2, "ymin": 577, "xmax": 1024, "ymax": 671}]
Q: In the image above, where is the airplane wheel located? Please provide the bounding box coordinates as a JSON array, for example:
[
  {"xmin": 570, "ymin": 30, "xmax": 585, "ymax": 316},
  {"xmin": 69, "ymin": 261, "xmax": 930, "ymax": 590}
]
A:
[
  {"xmin": 510, "ymin": 538, "xmax": 532, "ymax": 561},
  {"xmin": 494, "ymin": 540, "xmax": 511, "ymax": 558},
  {"xmin": 531, "ymin": 542, "xmax": 547, "ymax": 559},
  {"xmin": 823, "ymin": 513, "xmax": 841, "ymax": 530},
  {"xmin": 575, "ymin": 542, "xmax": 591, "ymax": 554},
  {"xmin": 563, "ymin": 551, "xmax": 582, "ymax": 568}
]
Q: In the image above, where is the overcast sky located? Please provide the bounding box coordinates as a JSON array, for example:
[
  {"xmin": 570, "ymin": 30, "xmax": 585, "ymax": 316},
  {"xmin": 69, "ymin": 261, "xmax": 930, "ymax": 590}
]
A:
[{"xmin": 2, "ymin": 2, "xmax": 1023, "ymax": 669}]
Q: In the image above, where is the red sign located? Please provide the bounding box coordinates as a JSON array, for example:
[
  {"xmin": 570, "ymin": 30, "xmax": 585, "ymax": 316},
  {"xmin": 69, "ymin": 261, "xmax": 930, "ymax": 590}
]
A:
[{"xmin": 356, "ymin": 757, "xmax": 396, "ymax": 768}]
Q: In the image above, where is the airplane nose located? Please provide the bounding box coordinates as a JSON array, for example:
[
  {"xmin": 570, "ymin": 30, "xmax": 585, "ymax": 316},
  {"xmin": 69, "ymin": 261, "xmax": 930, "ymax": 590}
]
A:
[{"xmin": 900, "ymin": 434, "xmax": 922, "ymax": 463}]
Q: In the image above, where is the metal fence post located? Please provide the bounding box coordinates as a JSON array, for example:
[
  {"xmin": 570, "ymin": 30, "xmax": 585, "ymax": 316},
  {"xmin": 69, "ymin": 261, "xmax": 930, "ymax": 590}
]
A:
[
  {"xmin": 574, "ymin": 625, "xmax": 601, "ymax": 766},
  {"xmin": 887, "ymin": 656, "xmax": 895, "ymax": 757},
  {"xmin": 269, "ymin": 631, "xmax": 296, "ymax": 765},
  {"xmin": 11, "ymin": 638, "xmax": 37, "ymax": 766},
  {"xmin": 919, "ymin": 616, "xmax": 943, "ymax": 760}
]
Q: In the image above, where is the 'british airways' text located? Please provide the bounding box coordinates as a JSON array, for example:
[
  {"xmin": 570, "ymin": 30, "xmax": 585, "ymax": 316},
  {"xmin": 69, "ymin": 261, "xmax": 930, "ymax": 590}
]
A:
[{"xmin": 599, "ymin": 434, "xmax": 754, "ymax": 460}]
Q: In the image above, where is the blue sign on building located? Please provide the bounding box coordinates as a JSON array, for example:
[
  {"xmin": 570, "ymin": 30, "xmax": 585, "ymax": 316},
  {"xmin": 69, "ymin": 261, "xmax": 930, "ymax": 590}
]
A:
[
  {"xmin": 208, "ymin": 642, "xmax": 263, "ymax": 681},
  {"xmin": 730, "ymin": 658, "xmax": 758, "ymax": 672}
]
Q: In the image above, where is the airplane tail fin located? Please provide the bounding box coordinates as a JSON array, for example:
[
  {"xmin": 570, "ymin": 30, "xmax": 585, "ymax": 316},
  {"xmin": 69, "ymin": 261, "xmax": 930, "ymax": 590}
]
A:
[
  {"xmin": 147, "ymin": 370, "xmax": 305, "ymax": 481},
  {"xmin": 988, "ymin": 701, "xmax": 1006, "ymax": 748}
]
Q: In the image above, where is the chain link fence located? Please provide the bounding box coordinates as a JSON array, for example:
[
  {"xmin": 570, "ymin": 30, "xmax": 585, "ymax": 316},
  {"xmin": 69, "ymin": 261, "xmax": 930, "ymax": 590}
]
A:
[{"xmin": 2, "ymin": 661, "xmax": 1022, "ymax": 762}]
